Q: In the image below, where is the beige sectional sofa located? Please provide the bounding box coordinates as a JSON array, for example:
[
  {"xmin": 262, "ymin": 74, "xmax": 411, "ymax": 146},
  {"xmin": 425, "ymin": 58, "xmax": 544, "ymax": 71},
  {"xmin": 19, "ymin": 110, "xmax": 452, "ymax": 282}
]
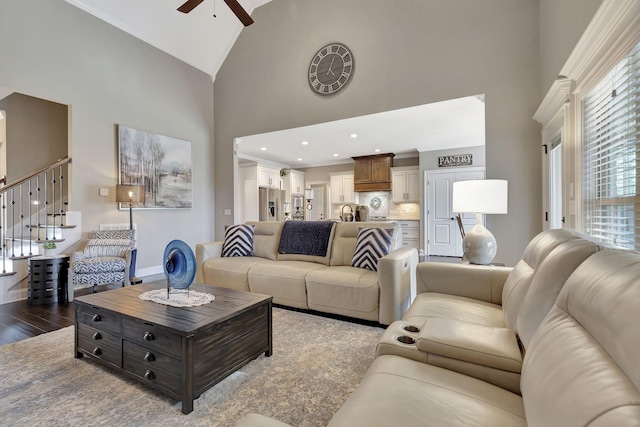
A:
[
  {"xmin": 237, "ymin": 228, "xmax": 640, "ymax": 426},
  {"xmin": 196, "ymin": 221, "xmax": 419, "ymax": 325}
]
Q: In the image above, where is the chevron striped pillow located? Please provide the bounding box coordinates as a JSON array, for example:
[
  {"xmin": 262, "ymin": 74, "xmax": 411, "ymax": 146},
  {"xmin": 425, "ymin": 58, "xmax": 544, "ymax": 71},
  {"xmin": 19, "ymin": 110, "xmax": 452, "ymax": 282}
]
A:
[
  {"xmin": 222, "ymin": 224, "xmax": 255, "ymax": 257},
  {"xmin": 351, "ymin": 227, "xmax": 395, "ymax": 271}
]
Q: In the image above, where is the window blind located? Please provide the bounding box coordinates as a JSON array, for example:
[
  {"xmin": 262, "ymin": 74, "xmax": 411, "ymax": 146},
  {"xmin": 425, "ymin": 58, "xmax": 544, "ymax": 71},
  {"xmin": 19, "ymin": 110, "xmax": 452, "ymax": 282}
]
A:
[{"xmin": 582, "ymin": 39, "xmax": 640, "ymax": 249}]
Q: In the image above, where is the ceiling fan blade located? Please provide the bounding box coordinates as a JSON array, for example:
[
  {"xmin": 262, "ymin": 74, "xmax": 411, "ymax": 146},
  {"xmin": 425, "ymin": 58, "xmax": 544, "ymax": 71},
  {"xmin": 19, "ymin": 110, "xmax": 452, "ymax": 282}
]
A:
[
  {"xmin": 177, "ymin": 0, "xmax": 205, "ymax": 13},
  {"xmin": 223, "ymin": 0, "xmax": 254, "ymax": 26}
]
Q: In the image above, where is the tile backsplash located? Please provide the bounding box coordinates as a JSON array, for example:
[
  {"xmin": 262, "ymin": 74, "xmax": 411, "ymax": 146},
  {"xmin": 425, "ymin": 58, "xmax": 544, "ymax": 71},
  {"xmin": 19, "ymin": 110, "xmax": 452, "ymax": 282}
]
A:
[{"xmin": 332, "ymin": 191, "xmax": 420, "ymax": 220}]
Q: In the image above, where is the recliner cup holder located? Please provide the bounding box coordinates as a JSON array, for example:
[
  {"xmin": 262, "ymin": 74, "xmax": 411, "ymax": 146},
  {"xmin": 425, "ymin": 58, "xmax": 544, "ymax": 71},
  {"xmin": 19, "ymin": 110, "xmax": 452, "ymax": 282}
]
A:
[
  {"xmin": 403, "ymin": 325, "xmax": 420, "ymax": 333},
  {"xmin": 396, "ymin": 335, "xmax": 416, "ymax": 345}
]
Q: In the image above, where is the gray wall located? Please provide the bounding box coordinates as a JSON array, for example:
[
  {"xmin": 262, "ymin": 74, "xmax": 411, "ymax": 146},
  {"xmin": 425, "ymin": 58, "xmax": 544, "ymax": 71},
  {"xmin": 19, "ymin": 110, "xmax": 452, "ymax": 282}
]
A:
[
  {"xmin": 0, "ymin": 0, "xmax": 214, "ymax": 271},
  {"xmin": 0, "ymin": 93, "xmax": 68, "ymax": 181},
  {"xmin": 539, "ymin": 0, "xmax": 603, "ymax": 96},
  {"xmin": 215, "ymin": 0, "xmax": 542, "ymax": 265}
]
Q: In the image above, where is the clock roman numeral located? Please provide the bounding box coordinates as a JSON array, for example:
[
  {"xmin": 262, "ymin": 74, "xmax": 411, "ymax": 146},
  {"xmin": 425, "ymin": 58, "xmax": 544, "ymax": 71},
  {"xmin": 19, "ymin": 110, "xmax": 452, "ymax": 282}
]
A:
[{"xmin": 309, "ymin": 43, "xmax": 354, "ymax": 95}]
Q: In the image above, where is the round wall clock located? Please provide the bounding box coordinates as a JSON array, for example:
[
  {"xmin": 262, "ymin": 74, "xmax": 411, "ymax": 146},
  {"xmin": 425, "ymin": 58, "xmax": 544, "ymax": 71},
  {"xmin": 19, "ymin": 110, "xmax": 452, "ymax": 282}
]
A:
[{"xmin": 308, "ymin": 42, "xmax": 354, "ymax": 96}]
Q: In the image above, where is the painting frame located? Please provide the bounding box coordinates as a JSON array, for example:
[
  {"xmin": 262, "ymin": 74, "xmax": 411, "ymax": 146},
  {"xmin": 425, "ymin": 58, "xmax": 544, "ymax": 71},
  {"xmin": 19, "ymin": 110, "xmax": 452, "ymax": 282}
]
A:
[{"xmin": 118, "ymin": 124, "xmax": 193, "ymax": 209}]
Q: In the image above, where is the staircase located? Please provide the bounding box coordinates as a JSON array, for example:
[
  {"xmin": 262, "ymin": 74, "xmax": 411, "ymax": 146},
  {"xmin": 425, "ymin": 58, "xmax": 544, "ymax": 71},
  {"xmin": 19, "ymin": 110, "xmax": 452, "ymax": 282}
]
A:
[{"xmin": 0, "ymin": 157, "xmax": 80, "ymax": 304}]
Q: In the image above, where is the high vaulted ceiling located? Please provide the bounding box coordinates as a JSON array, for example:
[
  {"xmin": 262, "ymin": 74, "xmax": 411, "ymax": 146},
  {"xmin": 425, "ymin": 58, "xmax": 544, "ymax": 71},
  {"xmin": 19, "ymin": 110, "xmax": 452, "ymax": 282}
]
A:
[{"xmin": 65, "ymin": 0, "xmax": 272, "ymax": 78}]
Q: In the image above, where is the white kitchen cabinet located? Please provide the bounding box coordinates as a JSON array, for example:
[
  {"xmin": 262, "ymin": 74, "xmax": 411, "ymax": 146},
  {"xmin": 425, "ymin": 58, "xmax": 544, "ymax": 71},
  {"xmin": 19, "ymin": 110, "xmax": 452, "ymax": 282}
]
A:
[
  {"xmin": 397, "ymin": 220, "xmax": 420, "ymax": 250},
  {"xmin": 284, "ymin": 169, "xmax": 305, "ymax": 196},
  {"xmin": 391, "ymin": 167, "xmax": 420, "ymax": 203},
  {"xmin": 330, "ymin": 173, "xmax": 358, "ymax": 204},
  {"xmin": 258, "ymin": 166, "xmax": 281, "ymax": 189}
]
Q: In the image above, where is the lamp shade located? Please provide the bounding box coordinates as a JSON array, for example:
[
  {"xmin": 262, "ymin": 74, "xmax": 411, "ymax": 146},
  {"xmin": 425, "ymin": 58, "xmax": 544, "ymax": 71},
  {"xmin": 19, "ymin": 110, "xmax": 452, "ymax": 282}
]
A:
[
  {"xmin": 452, "ymin": 180, "xmax": 508, "ymax": 214},
  {"xmin": 304, "ymin": 189, "xmax": 314, "ymax": 200},
  {"xmin": 116, "ymin": 185, "xmax": 145, "ymax": 204}
]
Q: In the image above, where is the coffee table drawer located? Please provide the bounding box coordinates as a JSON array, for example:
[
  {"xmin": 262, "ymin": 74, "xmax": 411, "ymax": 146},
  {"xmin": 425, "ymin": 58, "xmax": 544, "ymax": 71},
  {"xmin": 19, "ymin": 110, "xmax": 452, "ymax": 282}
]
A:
[
  {"xmin": 76, "ymin": 304, "xmax": 121, "ymax": 335},
  {"xmin": 123, "ymin": 340, "xmax": 181, "ymax": 377},
  {"xmin": 77, "ymin": 323, "xmax": 121, "ymax": 366},
  {"xmin": 123, "ymin": 342, "xmax": 181, "ymax": 394},
  {"xmin": 122, "ymin": 317, "xmax": 182, "ymax": 359}
]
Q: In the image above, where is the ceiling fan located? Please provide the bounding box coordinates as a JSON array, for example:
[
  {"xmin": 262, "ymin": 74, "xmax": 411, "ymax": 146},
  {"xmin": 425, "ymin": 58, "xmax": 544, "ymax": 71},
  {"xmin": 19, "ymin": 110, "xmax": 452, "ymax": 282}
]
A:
[{"xmin": 177, "ymin": 0, "xmax": 254, "ymax": 26}]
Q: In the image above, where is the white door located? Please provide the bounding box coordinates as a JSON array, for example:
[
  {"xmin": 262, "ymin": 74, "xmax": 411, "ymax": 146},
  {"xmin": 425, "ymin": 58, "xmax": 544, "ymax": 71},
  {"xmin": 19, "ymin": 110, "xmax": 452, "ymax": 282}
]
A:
[
  {"xmin": 428, "ymin": 172, "xmax": 456, "ymax": 256},
  {"xmin": 308, "ymin": 184, "xmax": 325, "ymax": 221},
  {"xmin": 426, "ymin": 168, "xmax": 485, "ymax": 257}
]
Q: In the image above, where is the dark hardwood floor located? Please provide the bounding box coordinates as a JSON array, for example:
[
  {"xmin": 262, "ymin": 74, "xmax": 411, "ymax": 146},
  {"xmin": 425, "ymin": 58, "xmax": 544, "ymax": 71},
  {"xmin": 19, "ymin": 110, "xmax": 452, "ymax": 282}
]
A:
[
  {"xmin": 0, "ymin": 275, "xmax": 165, "ymax": 347},
  {"xmin": 0, "ymin": 299, "xmax": 75, "ymax": 345}
]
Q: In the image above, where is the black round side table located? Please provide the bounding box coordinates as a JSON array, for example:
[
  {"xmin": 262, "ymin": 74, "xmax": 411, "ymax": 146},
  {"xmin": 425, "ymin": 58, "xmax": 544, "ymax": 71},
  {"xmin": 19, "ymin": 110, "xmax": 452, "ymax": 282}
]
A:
[{"xmin": 28, "ymin": 255, "xmax": 70, "ymax": 305}]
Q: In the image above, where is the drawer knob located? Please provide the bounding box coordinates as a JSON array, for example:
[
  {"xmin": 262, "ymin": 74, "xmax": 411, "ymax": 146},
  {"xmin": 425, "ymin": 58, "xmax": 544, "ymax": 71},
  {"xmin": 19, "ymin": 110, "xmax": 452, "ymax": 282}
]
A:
[
  {"xmin": 91, "ymin": 314, "xmax": 101, "ymax": 322},
  {"xmin": 144, "ymin": 370, "xmax": 155, "ymax": 381},
  {"xmin": 92, "ymin": 332, "xmax": 102, "ymax": 340},
  {"xmin": 144, "ymin": 352, "xmax": 155, "ymax": 362},
  {"xmin": 143, "ymin": 332, "xmax": 155, "ymax": 341},
  {"xmin": 92, "ymin": 347, "xmax": 102, "ymax": 356}
]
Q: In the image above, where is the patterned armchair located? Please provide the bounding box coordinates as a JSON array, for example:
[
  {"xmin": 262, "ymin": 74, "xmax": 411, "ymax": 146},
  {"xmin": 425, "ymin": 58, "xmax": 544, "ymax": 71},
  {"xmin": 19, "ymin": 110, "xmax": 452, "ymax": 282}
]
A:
[{"xmin": 71, "ymin": 230, "xmax": 135, "ymax": 293}]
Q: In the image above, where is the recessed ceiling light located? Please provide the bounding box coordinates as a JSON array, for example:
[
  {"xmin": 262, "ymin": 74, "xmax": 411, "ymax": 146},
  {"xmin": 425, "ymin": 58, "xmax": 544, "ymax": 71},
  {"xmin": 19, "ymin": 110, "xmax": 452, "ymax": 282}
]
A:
[
  {"xmin": 374, "ymin": 148, "xmax": 381, "ymax": 153},
  {"xmin": 333, "ymin": 153, "xmax": 339, "ymax": 157},
  {"xmin": 297, "ymin": 158, "xmax": 303, "ymax": 161},
  {"xmin": 260, "ymin": 147, "xmax": 267, "ymax": 151},
  {"xmin": 350, "ymin": 133, "xmax": 358, "ymax": 138},
  {"xmin": 301, "ymin": 141, "xmax": 309, "ymax": 145}
]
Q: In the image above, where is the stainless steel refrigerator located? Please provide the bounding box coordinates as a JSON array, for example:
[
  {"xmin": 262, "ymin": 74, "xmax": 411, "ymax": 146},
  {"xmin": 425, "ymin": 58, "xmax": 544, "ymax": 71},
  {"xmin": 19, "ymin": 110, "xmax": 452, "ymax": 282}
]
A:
[{"xmin": 259, "ymin": 187, "xmax": 285, "ymax": 221}]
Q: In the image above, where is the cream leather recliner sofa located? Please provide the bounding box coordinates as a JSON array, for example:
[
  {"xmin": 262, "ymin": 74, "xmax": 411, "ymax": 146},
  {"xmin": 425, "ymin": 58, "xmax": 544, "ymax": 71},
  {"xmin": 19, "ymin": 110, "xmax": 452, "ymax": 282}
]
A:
[
  {"xmin": 376, "ymin": 228, "xmax": 604, "ymax": 393},
  {"xmin": 196, "ymin": 221, "xmax": 419, "ymax": 325},
  {"xmin": 237, "ymin": 229, "xmax": 640, "ymax": 426}
]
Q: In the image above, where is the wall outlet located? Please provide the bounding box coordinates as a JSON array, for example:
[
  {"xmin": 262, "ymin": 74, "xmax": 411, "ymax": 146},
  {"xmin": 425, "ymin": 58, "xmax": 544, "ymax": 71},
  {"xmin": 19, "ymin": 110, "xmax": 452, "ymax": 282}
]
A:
[
  {"xmin": 99, "ymin": 187, "xmax": 109, "ymax": 197},
  {"xmin": 223, "ymin": 209, "xmax": 232, "ymax": 216}
]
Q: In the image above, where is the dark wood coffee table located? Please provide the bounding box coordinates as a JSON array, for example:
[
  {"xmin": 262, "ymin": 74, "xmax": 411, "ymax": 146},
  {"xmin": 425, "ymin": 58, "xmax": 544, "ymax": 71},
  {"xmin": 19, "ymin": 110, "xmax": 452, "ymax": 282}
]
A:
[{"xmin": 74, "ymin": 282, "xmax": 272, "ymax": 414}]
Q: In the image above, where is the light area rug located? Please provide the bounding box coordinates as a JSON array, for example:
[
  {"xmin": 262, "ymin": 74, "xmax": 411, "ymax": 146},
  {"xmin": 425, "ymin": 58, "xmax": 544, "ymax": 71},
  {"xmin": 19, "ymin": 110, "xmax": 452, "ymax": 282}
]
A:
[{"xmin": 0, "ymin": 308, "xmax": 383, "ymax": 427}]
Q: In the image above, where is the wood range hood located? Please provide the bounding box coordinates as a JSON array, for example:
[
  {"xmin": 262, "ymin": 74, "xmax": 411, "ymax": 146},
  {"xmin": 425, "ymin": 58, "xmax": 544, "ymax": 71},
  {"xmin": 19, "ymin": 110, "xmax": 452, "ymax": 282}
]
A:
[{"xmin": 352, "ymin": 153, "xmax": 395, "ymax": 192}]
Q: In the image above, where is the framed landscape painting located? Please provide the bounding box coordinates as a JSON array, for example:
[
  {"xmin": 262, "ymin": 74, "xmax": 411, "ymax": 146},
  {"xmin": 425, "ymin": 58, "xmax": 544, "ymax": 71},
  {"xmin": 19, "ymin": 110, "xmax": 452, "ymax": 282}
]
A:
[{"xmin": 118, "ymin": 125, "xmax": 192, "ymax": 209}]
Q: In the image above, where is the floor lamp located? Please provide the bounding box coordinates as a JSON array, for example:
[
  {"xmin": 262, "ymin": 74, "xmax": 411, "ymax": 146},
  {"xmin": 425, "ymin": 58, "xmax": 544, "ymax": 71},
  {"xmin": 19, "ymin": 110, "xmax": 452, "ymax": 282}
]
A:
[
  {"xmin": 116, "ymin": 184, "xmax": 145, "ymax": 284},
  {"xmin": 452, "ymin": 180, "xmax": 508, "ymax": 265}
]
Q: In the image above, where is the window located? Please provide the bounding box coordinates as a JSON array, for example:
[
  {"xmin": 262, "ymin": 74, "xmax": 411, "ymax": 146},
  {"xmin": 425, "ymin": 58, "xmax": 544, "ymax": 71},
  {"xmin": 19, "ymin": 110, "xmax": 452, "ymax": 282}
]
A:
[
  {"xmin": 582, "ymin": 39, "xmax": 640, "ymax": 249},
  {"xmin": 549, "ymin": 137, "xmax": 563, "ymax": 229}
]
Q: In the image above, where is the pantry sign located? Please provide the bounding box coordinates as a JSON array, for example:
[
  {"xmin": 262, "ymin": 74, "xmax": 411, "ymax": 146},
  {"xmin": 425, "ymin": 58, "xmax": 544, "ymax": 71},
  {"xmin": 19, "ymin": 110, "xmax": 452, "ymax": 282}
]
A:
[{"xmin": 438, "ymin": 154, "xmax": 473, "ymax": 167}]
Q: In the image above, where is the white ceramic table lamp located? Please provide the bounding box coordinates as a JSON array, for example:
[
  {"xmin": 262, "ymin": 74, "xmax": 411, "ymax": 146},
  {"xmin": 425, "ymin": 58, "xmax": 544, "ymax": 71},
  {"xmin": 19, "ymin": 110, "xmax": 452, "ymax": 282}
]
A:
[{"xmin": 452, "ymin": 179, "xmax": 508, "ymax": 265}]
